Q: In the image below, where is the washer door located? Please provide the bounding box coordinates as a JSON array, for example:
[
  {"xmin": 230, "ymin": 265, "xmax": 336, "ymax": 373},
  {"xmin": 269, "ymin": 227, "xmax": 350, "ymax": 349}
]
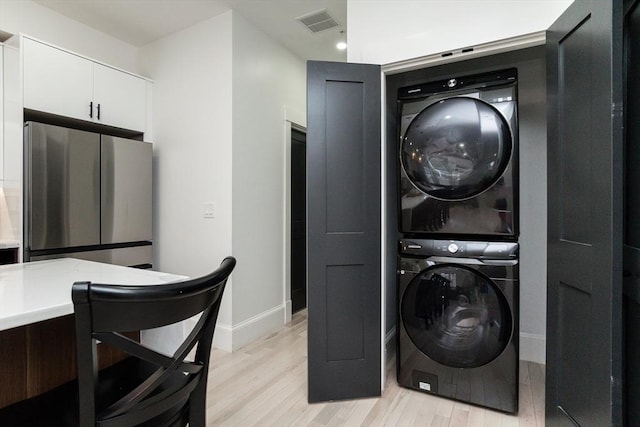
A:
[
  {"xmin": 401, "ymin": 264, "xmax": 512, "ymax": 368},
  {"xmin": 401, "ymin": 97, "xmax": 512, "ymax": 201}
]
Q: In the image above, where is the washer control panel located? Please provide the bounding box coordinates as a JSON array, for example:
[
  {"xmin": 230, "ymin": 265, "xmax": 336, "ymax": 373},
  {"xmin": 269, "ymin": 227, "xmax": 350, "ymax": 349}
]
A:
[{"xmin": 399, "ymin": 239, "xmax": 518, "ymax": 259}]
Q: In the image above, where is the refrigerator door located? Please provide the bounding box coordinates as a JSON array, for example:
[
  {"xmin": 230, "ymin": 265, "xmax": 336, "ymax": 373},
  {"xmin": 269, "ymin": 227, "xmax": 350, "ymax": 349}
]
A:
[
  {"xmin": 101, "ymin": 135, "xmax": 152, "ymax": 244},
  {"xmin": 25, "ymin": 122, "xmax": 101, "ymax": 251}
]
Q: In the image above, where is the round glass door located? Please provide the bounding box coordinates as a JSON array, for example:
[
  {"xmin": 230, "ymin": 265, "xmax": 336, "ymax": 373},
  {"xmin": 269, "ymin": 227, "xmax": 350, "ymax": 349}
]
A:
[
  {"xmin": 401, "ymin": 264, "xmax": 512, "ymax": 368},
  {"xmin": 401, "ymin": 97, "xmax": 512, "ymax": 201}
]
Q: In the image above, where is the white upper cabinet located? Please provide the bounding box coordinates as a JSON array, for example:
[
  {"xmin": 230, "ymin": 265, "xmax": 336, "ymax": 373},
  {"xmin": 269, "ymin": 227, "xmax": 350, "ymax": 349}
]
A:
[
  {"xmin": 23, "ymin": 38, "xmax": 93, "ymax": 121},
  {"xmin": 22, "ymin": 37, "xmax": 147, "ymax": 133},
  {"xmin": 93, "ymin": 63, "xmax": 146, "ymax": 132}
]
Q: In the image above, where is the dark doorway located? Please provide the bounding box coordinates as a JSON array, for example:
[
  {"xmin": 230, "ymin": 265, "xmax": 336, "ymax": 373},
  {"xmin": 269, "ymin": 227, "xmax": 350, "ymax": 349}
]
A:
[{"xmin": 291, "ymin": 128, "xmax": 306, "ymax": 313}]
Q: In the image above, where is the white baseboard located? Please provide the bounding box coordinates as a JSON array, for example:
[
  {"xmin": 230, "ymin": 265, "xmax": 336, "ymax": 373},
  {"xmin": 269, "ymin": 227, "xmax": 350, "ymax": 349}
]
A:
[
  {"xmin": 213, "ymin": 322, "xmax": 233, "ymax": 352},
  {"xmin": 284, "ymin": 299, "xmax": 292, "ymax": 324},
  {"xmin": 383, "ymin": 327, "xmax": 397, "ymax": 390},
  {"xmin": 213, "ymin": 304, "xmax": 286, "ymax": 352},
  {"xmin": 520, "ymin": 332, "xmax": 546, "ymax": 365},
  {"xmin": 385, "ymin": 326, "xmax": 396, "ymax": 360}
]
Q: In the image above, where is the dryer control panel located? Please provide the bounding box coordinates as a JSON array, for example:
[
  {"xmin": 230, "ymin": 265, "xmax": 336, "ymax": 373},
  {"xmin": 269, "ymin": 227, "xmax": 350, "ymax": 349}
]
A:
[{"xmin": 399, "ymin": 239, "xmax": 518, "ymax": 260}]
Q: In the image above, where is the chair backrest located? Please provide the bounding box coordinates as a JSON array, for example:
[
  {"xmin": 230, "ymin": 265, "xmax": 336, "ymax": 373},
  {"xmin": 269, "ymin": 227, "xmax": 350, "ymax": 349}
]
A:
[{"xmin": 72, "ymin": 256, "xmax": 235, "ymax": 427}]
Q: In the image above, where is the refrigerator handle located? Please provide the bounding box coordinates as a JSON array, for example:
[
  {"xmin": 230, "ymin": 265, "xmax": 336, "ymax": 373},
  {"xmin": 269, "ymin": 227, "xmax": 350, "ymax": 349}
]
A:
[
  {"xmin": 23, "ymin": 124, "xmax": 32, "ymax": 256},
  {"xmin": 89, "ymin": 101, "xmax": 93, "ymax": 118}
]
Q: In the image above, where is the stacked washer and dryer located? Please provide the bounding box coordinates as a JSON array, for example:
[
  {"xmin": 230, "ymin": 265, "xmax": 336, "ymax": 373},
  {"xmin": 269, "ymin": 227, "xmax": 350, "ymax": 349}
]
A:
[{"xmin": 396, "ymin": 69, "xmax": 520, "ymax": 413}]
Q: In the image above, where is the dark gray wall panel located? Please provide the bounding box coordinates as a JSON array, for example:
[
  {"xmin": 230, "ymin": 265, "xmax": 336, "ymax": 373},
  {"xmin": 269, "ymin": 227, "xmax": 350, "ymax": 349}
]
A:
[
  {"xmin": 626, "ymin": 1, "xmax": 640, "ymax": 248},
  {"xmin": 326, "ymin": 265, "xmax": 364, "ymax": 361},
  {"xmin": 326, "ymin": 81, "xmax": 364, "ymax": 233},
  {"xmin": 625, "ymin": 296, "xmax": 640, "ymax": 423},
  {"xmin": 559, "ymin": 17, "xmax": 592, "ymax": 244},
  {"xmin": 556, "ymin": 283, "xmax": 591, "ymax": 425},
  {"xmin": 556, "ymin": 243, "xmax": 592, "ymax": 294}
]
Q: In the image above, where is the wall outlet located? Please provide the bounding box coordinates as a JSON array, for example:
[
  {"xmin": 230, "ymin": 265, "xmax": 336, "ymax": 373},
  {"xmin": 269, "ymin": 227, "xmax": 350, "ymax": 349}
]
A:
[{"xmin": 204, "ymin": 202, "xmax": 215, "ymax": 219}]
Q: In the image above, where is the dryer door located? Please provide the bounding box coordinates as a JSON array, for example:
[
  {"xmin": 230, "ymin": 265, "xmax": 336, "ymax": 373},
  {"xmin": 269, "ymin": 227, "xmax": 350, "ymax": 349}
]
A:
[
  {"xmin": 400, "ymin": 264, "xmax": 512, "ymax": 368},
  {"xmin": 401, "ymin": 97, "xmax": 512, "ymax": 201}
]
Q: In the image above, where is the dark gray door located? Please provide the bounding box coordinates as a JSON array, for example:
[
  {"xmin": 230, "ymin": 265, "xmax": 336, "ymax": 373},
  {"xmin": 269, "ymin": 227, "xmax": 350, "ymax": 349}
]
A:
[
  {"xmin": 307, "ymin": 61, "xmax": 381, "ymax": 402},
  {"xmin": 546, "ymin": 1, "xmax": 623, "ymax": 425},
  {"xmin": 624, "ymin": 0, "xmax": 640, "ymax": 424}
]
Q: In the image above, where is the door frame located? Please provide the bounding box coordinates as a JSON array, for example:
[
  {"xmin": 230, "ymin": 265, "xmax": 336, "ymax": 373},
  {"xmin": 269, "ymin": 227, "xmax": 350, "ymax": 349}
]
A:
[
  {"xmin": 379, "ymin": 33, "xmax": 548, "ymax": 384},
  {"xmin": 283, "ymin": 106, "xmax": 306, "ymax": 324}
]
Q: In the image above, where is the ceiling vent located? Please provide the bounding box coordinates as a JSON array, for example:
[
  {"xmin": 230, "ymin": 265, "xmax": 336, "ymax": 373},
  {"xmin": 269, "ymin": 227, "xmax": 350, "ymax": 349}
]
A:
[{"xmin": 297, "ymin": 9, "xmax": 339, "ymax": 33}]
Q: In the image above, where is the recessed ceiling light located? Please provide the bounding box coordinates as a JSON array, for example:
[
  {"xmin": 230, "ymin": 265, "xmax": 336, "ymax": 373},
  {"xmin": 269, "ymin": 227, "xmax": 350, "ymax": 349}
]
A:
[{"xmin": 336, "ymin": 41, "xmax": 347, "ymax": 50}]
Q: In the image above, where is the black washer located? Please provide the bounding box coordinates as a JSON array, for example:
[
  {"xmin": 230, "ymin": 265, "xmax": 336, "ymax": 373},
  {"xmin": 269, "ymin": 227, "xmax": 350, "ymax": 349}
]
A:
[
  {"xmin": 401, "ymin": 263, "xmax": 512, "ymax": 368},
  {"xmin": 397, "ymin": 238, "xmax": 519, "ymax": 413}
]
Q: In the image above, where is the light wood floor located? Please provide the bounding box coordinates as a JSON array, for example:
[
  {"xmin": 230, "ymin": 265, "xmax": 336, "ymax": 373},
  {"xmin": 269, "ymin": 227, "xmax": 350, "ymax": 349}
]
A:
[{"xmin": 207, "ymin": 310, "xmax": 545, "ymax": 426}]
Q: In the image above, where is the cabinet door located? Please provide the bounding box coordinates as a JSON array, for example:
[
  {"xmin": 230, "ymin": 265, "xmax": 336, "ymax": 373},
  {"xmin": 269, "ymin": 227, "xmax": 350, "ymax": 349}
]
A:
[
  {"xmin": 23, "ymin": 38, "xmax": 93, "ymax": 121},
  {"xmin": 546, "ymin": 0, "xmax": 623, "ymax": 425},
  {"xmin": 93, "ymin": 63, "xmax": 146, "ymax": 132},
  {"xmin": 307, "ymin": 61, "xmax": 381, "ymax": 402}
]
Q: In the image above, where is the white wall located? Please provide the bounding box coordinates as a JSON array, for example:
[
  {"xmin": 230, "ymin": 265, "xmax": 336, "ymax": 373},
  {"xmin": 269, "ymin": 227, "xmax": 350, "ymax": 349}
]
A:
[
  {"xmin": 0, "ymin": 0, "xmax": 138, "ymax": 72},
  {"xmin": 230, "ymin": 12, "xmax": 306, "ymax": 345},
  {"xmin": 138, "ymin": 11, "xmax": 234, "ymax": 332},
  {"xmin": 139, "ymin": 11, "xmax": 306, "ymax": 351},
  {"xmin": 347, "ymin": 0, "xmax": 573, "ymax": 65}
]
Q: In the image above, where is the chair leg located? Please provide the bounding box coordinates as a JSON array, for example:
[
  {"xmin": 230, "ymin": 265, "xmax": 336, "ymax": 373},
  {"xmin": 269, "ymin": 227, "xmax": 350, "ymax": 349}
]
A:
[{"xmin": 188, "ymin": 380, "xmax": 207, "ymax": 427}]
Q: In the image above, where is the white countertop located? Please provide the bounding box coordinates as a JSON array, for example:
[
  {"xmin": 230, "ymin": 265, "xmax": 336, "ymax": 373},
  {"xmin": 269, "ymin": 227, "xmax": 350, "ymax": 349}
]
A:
[{"xmin": 0, "ymin": 258, "xmax": 186, "ymax": 332}]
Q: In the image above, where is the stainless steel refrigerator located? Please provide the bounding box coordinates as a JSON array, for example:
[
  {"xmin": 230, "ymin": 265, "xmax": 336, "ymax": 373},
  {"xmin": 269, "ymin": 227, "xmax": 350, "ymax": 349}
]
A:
[{"xmin": 24, "ymin": 122, "xmax": 153, "ymax": 267}]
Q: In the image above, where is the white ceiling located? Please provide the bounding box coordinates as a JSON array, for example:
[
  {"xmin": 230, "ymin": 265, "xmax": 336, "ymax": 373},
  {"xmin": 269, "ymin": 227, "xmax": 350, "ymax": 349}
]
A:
[{"xmin": 32, "ymin": 0, "xmax": 347, "ymax": 62}]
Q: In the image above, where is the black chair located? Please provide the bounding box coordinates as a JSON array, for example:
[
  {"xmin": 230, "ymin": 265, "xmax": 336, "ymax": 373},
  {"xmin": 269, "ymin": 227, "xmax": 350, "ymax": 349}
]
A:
[{"xmin": 0, "ymin": 256, "xmax": 235, "ymax": 427}]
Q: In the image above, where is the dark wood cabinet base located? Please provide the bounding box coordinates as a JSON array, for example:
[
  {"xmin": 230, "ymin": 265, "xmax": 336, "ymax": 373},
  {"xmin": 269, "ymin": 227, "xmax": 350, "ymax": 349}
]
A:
[
  {"xmin": 0, "ymin": 315, "xmax": 136, "ymax": 409},
  {"xmin": 0, "ymin": 248, "xmax": 19, "ymax": 265}
]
